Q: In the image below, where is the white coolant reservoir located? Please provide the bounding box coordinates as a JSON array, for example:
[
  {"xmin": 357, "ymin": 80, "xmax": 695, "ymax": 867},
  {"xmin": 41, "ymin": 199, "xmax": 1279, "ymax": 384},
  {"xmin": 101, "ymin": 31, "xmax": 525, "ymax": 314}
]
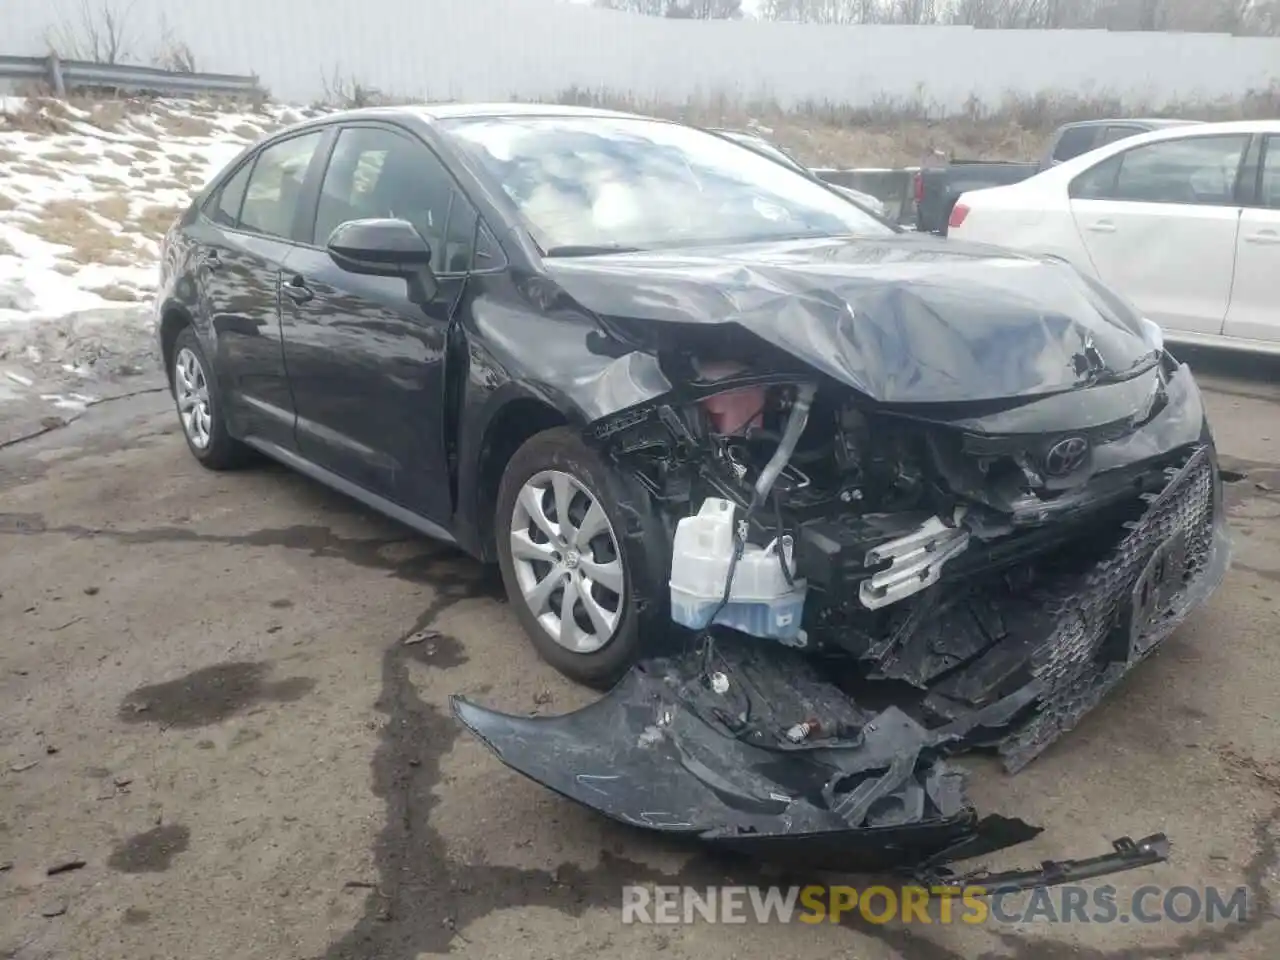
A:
[{"xmin": 669, "ymin": 498, "xmax": 808, "ymax": 644}]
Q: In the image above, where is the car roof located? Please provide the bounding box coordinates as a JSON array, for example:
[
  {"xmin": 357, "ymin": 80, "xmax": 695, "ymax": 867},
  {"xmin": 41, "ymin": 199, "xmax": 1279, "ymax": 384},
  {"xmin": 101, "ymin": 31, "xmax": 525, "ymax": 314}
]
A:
[
  {"xmin": 1118, "ymin": 118, "xmax": 1280, "ymax": 137},
  {"xmin": 1027, "ymin": 118, "xmax": 1280, "ymax": 183},
  {"xmin": 1060, "ymin": 118, "xmax": 1202, "ymax": 129},
  {"xmin": 313, "ymin": 102, "xmax": 655, "ymax": 126}
]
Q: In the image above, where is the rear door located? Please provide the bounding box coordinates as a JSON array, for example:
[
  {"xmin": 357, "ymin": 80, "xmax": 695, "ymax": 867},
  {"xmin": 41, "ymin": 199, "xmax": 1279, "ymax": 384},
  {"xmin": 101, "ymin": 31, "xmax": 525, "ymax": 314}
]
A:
[
  {"xmin": 1067, "ymin": 133, "xmax": 1248, "ymax": 336},
  {"xmin": 188, "ymin": 129, "xmax": 328, "ymax": 449},
  {"xmin": 280, "ymin": 123, "xmax": 478, "ymax": 522},
  {"xmin": 1223, "ymin": 134, "xmax": 1280, "ymax": 343}
]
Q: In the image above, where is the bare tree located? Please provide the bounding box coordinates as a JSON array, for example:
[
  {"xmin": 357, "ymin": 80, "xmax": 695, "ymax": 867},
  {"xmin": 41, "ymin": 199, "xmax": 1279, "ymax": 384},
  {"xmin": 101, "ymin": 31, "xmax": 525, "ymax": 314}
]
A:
[
  {"xmin": 46, "ymin": 0, "xmax": 137, "ymax": 63},
  {"xmin": 759, "ymin": 0, "xmax": 892, "ymax": 23},
  {"xmin": 763, "ymin": 0, "xmax": 1280, "ymax": 32},
  {"xmin": 594, "ymin": 0, "xmax": 670, "ymax": 13},
  {"xmin": 151, "ymin": 14, "xmax": 196, "ymax": 73},
  {"xmin": 667, "ymin": 0, "xmax": 744, "ymax": 17}
]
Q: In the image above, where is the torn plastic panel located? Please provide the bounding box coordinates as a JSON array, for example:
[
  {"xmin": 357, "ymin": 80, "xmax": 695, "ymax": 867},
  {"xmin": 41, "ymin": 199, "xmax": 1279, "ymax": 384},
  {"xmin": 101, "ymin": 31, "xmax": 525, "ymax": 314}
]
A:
[
  {"xmin": 451, "ymin": 640, "xmax": 1170, "ymax": 886},
  {"xmin": 545, "ymin": 233, "xmax": 1158, "ymax": 405}
]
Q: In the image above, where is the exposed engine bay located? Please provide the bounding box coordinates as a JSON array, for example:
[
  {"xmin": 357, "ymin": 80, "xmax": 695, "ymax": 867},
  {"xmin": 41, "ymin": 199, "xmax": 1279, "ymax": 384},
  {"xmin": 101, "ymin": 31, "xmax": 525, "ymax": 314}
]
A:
[{"xmin": 454, "ymin": 342, "xmax": 1231, "ymax": 889}]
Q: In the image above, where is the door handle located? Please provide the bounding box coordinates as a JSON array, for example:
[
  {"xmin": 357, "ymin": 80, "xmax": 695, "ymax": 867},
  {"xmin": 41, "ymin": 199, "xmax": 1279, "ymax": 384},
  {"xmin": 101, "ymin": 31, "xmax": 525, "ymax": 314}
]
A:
[
  {"xmin": 1086, "ymin": 220, "xmax": 1117, "ymax": 233},
  {"xmin": 1245, "ymin": 230, "xmax": 1280, "ymax": 245},
  {"xmin": 282, "ymin": 275, "xmax": 314, "ymax": 304}
]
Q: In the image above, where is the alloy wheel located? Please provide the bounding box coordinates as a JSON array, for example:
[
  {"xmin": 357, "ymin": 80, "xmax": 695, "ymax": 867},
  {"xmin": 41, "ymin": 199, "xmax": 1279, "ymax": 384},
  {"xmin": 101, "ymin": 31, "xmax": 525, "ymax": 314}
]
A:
[
  {"xmin": 174, "ymin": 346, "xmax": 212, "ymax": 450},
  {"xmin": 509, "ymin": 469, "xmax": 625, "ymax": 654}
]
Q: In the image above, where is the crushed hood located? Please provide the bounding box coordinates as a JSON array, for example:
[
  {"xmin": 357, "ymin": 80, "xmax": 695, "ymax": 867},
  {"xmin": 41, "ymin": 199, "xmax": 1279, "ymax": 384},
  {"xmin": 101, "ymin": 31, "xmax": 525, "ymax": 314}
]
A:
[{"xmin": 545, "ymin": 234, "xmax": 1154, "ymax": 405}]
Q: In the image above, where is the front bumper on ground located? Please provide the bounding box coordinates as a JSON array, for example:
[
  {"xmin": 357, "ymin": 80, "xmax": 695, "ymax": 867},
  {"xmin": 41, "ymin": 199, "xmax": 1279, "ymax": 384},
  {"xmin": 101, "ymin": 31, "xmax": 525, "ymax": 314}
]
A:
[{"xmin": 453, "ymin": 444, "xmax": 1230, "ymax": 884}]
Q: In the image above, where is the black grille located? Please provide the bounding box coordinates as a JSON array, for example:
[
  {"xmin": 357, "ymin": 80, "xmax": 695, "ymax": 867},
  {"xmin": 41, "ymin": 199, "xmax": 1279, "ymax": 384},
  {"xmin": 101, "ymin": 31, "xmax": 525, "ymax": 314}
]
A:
[{"xmin": 998, "ymin": 445, "xmax": 1219, "ymax": 771}]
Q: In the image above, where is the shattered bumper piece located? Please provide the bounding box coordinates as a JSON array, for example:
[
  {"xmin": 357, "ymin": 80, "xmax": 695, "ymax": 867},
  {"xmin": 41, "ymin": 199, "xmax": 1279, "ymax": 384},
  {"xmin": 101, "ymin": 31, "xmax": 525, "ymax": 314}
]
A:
[{"xmin": 451, "ymin": 649, "xmax": 1169, "ymax": 886}]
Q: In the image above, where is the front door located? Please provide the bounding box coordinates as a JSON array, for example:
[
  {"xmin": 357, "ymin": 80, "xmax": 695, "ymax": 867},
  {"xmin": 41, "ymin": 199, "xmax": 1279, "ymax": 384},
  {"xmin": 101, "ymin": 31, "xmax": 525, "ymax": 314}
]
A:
[
  {"xmin": 1067, "ymin": 133, "xmax": 1248, "ymax": 336},
  {"xmin": 1224, "ymin": 134, "xmax": 1280, "ymax": 344},
  {"xmin": 281, "ymin": 124, "xmax": 480, "ymax": 523}
]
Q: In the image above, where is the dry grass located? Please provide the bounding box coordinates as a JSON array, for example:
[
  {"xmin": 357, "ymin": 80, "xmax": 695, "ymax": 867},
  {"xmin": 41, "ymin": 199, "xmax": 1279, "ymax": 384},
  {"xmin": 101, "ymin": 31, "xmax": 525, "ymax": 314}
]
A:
[
  {"xmin": 10, "ymin": 162, "xmax": 57, "ymax": 179},
  {"xmin": 0, "ymin": 236, "xmax": 16, "ymax": 257},
  {"xmin": 87, "ymin": 173, "xmax": 124, "ymax": 189},
  {"xmin": 231, "ymin": 123, "xmax": 260, "ymax": 140},
  {"xmin": 27, "ymin": 199, "xmax": 136, "ymax": 263},
  {"xmin": 103, "ymin": 148, "xmax": 137, "ymax": 166},
  {"xmin": 52, "ymin": 261, "xmax": 79, "ymax": 276},
  {"xmin": 157, "ymin": 113, "xmax": 216, "ymax": 138},
  {"xmin": 98, "ymin": 249, "xmax": 140, "ymax": 267},
  {"xmin": 91, "ymin": 283, "xmax": 142, "ymax": 302},
  {"xmin": 83, "ymin": 101, "xmax": 130, "ymax": 133},
  {"xmin": 0, "ymin": 193, "xmax": 16, "ymax": 212},
  {"xmin": 548, "ymin": 81, "xmax": 1280, "ymax": 167},
  {"xmin": 130, "ymin": 204, "xmax": 185, "ymax": 238},
  {"xmin": 134, "ymin": 148, "xmax": 157, "ymax": 162},
  {"xmin": 40, "ymin": 148, "xmax": 87, "ymax": 163},
  {"xmin": 0, "ymin": 101, "xmax": 76, "ymax": 135},
  {"xmin": 0, "ymin": 146, "xmax": 20, "ymax": 163},
  {"xmin": 91, "ymin": 195, "xmax": 132, "ymax": 222}
]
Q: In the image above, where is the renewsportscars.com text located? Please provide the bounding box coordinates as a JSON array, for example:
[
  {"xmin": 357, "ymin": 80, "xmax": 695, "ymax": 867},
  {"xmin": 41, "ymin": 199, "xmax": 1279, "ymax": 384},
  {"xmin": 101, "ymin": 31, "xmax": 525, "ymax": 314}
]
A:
[{"xmin": 621, "ymin": 884, "xmax": 1251, "ymax": 926}]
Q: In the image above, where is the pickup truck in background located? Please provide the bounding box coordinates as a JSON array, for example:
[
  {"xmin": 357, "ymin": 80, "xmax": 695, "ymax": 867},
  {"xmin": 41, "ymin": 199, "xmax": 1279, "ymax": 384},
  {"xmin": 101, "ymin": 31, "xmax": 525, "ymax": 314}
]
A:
[
  {"xmin": 710, "ymin": 128, "xmax": 892, "ymax": 220},
  {"xmin": 913, "ymin": 118, "xmax": 1198, "ymax": 235}
]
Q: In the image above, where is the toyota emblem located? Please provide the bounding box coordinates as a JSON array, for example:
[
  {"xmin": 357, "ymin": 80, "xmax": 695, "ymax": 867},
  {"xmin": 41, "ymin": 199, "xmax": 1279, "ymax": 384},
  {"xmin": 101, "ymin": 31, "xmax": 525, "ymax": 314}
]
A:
[{"xmin": 1044, "ymin": 436, "xmax": 1089, "ymax": 477}]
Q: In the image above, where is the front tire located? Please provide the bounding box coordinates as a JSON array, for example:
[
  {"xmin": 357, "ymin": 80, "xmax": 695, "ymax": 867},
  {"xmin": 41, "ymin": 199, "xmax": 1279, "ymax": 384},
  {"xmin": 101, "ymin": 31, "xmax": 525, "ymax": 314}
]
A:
[
  {"xmin": 495, "ymin": 426, "xmax": 669, "ymax": 688},
  {"xmin": 170, "ymin": 326, "xmax": 251, "ymax": 470}
]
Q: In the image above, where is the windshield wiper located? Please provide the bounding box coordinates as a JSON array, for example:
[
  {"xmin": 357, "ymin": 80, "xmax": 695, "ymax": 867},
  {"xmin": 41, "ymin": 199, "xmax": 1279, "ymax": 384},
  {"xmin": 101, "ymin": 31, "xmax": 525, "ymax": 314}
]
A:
[{"xmin": 543, "ymin": 243, "xmax": 644, "ymax": 258}]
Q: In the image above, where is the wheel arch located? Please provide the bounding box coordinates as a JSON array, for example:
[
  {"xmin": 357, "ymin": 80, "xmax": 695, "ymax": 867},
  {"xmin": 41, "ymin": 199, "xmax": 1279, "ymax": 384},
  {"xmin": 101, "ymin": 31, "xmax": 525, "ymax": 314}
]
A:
[
  {"xmin": 158, "ymin": 300, "xmax": 195, "ymax": 386},
  {"xmin": 467, "ymin": 391, "xmax": 576, "ymax": 562}
]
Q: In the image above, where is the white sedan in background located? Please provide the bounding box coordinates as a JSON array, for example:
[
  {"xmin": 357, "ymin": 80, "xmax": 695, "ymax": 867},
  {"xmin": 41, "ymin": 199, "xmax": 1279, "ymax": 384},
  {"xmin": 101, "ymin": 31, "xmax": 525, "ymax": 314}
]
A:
[{"xmin": 948, "ymin": 120, "xmax": 1280, "ymax": 356}]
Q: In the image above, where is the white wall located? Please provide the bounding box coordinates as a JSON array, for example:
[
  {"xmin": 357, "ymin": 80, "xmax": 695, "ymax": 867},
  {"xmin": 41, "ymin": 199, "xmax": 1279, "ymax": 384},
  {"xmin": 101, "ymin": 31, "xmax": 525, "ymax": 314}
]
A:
[{"xmin": 4, "ymin": 0, "xmax": 1280, "ymax": 109}]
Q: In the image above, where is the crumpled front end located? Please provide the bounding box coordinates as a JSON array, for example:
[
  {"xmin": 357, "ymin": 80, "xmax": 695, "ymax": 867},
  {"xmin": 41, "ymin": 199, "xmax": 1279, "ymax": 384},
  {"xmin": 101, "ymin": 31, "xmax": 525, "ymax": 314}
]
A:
[{"xmin": 454, "ymin": 339, "xmax": 1229, "ymax": 883}]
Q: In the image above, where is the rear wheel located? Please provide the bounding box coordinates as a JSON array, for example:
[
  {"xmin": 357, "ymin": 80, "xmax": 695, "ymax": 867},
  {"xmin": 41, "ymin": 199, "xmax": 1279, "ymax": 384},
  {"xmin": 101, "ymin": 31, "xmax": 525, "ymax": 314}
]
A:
[
  {"xmin": 170, "ymin": 327, "xmax": 251, "ymax": 470},
  {"xmin": 495, "ymin": 426, "xmax": 670, "ymax": 688}
]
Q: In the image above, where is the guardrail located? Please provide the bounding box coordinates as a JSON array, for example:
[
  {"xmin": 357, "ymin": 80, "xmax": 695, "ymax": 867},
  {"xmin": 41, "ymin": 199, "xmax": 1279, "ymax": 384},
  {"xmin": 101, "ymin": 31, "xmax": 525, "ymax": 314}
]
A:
[{"xmin": 0, "ymin": 54, "xmax": 260, "ymax": 98}]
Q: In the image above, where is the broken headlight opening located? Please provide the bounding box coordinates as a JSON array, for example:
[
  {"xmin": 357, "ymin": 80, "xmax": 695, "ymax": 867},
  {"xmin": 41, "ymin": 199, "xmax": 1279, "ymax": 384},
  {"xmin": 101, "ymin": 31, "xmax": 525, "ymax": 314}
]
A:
[{"xmin": 453, "ymin": 353, "xmax": 1230, "ymax": 888}]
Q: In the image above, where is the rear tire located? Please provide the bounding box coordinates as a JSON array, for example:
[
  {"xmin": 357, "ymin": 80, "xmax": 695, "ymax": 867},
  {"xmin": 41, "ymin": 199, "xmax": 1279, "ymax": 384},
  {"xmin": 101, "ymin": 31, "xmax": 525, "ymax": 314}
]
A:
[
  {"xmin": 495, "ymin": 426, "xmax": 671, "ymax": 689},
  {"xmin": 170, "ymin": 326, "xmax": 252, "ymax": 471}
]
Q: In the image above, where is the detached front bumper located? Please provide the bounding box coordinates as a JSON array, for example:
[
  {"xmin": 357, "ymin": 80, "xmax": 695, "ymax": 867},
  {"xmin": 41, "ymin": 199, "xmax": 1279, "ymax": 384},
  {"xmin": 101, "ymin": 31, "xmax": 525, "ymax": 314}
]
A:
[{"xmin": 453, "ymin": 443, "xmax": 1229, "ymax": 884}]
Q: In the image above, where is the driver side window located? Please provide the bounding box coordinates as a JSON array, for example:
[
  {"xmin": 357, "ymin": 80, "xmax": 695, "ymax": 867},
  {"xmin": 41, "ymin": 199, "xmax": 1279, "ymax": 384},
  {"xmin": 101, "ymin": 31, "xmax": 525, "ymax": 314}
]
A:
[
  {"xmin": 1070, "ymin": 135, "xmax": 1249, "ymax": 206},
  {"xmin": 312, "ymin": 126, "xmax": 462, "ymax": 273}
]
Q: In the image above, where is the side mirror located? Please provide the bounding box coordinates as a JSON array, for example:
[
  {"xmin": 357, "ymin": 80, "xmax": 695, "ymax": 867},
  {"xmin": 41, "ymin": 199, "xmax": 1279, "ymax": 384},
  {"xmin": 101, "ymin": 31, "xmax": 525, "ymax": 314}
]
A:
[{"xmin": 326, "ymin": 218, "xmax": 437, "ymax": 301}]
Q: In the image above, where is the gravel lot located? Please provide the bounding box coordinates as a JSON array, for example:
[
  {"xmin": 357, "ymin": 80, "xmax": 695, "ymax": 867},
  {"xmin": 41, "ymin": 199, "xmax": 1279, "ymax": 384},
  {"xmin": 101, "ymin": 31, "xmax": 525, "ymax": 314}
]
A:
[{"xmin": 1, "ymin": 348, "xmax": 1278, "ymax": 960}]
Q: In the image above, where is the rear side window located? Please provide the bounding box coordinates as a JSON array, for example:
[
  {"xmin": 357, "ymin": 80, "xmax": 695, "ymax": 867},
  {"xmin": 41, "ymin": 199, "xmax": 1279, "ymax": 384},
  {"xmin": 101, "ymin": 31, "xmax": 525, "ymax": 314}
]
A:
[
  {"xmin": 1099, "ymin": 124, "xmax": 1144, "ymax": 146},
  {"xmin": 1052, "ymin": 126, "xmax": 1098, "ymax": 163},
  {"xmin": 240, "ymin": 131, "xmax": 325, "ymax": 240},
  {"xmin": 210, "ymin": 161, "xmax": 252, "ymax": 228},
  {"xmin": 1070, "ymin": 154, "xmax": 1123, "ymax": 200},
  {"xmin": 1071, "ymin": 135, "xmax": 1249, "ymax": 205},
  {"xmin": 1261, "ymin": 136, "xmax": 1280, "ymax": 209}
]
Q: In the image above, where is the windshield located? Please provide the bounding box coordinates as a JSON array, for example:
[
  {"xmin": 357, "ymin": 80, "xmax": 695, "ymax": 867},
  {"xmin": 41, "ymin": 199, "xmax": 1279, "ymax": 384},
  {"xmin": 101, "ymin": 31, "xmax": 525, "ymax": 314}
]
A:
[
  {"xmin": 716, "ymin": 131, "xmax": 810, "ymax": 176},
  {"xmin": 440, "ymin": 115, "xmax": 892, "ymax": 255}
]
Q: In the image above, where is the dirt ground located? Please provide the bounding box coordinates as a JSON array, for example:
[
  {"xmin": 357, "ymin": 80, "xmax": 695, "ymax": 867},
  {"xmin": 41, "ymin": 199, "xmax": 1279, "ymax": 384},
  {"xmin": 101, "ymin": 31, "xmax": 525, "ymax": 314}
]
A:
[{"xmin": 1, "ymin": 348, "xmax": 1279, "ymax": 960}]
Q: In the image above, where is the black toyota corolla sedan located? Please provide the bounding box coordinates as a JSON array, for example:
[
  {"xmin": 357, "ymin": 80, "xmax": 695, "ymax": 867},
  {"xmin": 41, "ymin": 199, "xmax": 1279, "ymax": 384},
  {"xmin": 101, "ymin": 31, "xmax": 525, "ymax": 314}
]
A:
[{"xmin": 155, "ymin": 103, "xmax": 1228, "ymax": 883}]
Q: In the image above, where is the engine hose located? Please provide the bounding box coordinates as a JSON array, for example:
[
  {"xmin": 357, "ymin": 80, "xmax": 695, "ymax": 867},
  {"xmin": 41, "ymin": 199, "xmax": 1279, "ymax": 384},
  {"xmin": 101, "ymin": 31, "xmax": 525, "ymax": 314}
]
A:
[
  {"xmin": 707, "ymin": 384, "xmax": 815, "ymax": 629},
  {"xmin": 749, "ymin": 382, "xmax": 817, "ymax": 516}
]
